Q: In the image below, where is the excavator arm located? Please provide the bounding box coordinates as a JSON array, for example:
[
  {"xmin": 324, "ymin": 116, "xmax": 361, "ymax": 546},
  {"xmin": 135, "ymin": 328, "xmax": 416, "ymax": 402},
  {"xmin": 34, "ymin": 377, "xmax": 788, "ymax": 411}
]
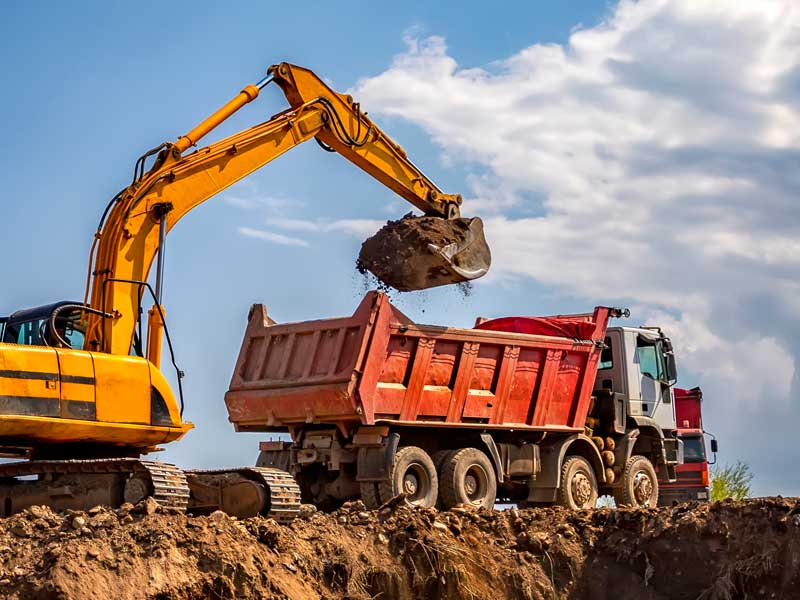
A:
[{"xmin": 84, "ymin": 63, "xmax": 488, "ymax": 360}]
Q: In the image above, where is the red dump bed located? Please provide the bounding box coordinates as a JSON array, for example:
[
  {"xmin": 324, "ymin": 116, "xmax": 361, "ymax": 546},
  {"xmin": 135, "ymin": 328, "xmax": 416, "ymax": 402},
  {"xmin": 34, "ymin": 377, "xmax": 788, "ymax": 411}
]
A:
[
  {"xmin": 225, "ymin": 292, "xmax": 613, "ymax": 434},
  {"xmin": 675, "ymin": 387, "xmax": 703, "ymax": 430}
]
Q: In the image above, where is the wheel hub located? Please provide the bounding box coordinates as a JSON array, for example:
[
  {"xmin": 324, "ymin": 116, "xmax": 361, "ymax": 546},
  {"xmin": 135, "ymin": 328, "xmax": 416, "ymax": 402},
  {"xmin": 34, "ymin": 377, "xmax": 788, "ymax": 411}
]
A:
[
  {"xmin": 633, "ymin": 472, "xmax": 654, "ymax": 505},
  {"xmin": 571, "ymin": 472, "xmax": 592, "ymax": 507},
  {"xmin": 464, "ymin": 474, "xmax": 478, "ymax": 496},
  {"xmin": 403, "ymin": 472, "xmax": 419, "ymax": 496}
]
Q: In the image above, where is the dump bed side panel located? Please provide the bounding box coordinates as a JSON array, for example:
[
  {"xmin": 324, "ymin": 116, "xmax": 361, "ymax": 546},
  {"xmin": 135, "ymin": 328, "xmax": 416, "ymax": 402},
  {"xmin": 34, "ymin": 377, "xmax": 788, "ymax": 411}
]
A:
[
  {"xmin": 359, "ymin": 321, "xmax": 605, "ymax": 430},
  {"xmin": 225, "ymin": 294, "xmax": 384, "ymax": 431}
]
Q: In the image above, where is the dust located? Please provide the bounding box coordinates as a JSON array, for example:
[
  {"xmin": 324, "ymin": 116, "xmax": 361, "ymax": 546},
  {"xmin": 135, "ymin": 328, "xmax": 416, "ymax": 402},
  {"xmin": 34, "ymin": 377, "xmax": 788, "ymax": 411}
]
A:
[{"xmin": 1, "ymin": 497, "xmax": 798, "ymax": 599}]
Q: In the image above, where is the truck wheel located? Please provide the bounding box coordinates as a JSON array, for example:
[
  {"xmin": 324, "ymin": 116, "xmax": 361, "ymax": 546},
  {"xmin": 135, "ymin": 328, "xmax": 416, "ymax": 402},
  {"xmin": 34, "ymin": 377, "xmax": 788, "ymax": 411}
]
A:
[
  {"xmin": 614, "ymin": 455, "xmax": 658, "ymax": 508},
  {"xmin": 556, "ymin": 456, "xmax": 599, "ymax": 509},
  {"xmin": 378, "ymin": 446, "xmax": 438, "ymax": 508},
  {"xmin": 439, "ymin": 448, "xmax": 497, "ymax": 510},
  {"xmin": 360, "ymin": 482, "xmax": 382, "ymax": 509}
]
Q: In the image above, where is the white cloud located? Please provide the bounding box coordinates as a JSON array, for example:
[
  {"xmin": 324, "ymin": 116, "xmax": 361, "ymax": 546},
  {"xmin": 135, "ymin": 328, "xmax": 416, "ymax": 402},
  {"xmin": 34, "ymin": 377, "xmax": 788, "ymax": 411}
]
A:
[
  {"xmin": 351, "ymin": 0, "xmax": 800, "ymax": 487},
  {"xmin": 263, "ymin": 216, "xmax": 385, "ymax": 238},
  {"xmin": 237, "ymin": 227, "xmax": 310, "ymax": 247}
]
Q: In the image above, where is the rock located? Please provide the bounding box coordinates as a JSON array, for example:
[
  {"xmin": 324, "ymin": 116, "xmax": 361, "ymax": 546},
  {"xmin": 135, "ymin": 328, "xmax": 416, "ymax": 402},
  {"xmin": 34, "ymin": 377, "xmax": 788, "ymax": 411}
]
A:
[
  {"xmin": 71, "ymin": 516, "xmax": 87, "ymax": 530},
  {"xmin": 377, "ymin": 533, "xmax": 389, "ymax": 544},
  {"xmin": 26, "ymin": 505, "xmax": 47, "ymax": 519},
  {"xmin": 283, "ymin": 562, "xmax": 297, "ymax": 573},
  {"xmin": 298, "ymin": 504, "xmax": 317, "ymax": 518},
  {"xmin": 432, "ymin": 521, "xmax": 449, "ymax": 533},
  {"xmin": 10, "ymin": 523, "xmax": 30, "ymax": 538},
  {"xmin": 88, "ymin": 506, "xmax": 103, "ymax": 515},
  {"xmin": 117, "ymin": 502, "xmax": 134, "ymax": 515},
  {"xmin": 138, "ymin": 497, "xmax": 160, "ymax": 516},
  {"xmin": 86, "ymin": 548, "xmax": 100, "ymax": 559}
]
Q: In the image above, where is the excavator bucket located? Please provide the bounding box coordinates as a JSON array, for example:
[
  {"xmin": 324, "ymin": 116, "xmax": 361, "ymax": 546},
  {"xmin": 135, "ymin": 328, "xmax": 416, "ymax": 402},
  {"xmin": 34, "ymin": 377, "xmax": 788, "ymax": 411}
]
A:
[{"xmin": 358, "ymin": 215, "xmax": 491, "ymax": 291}]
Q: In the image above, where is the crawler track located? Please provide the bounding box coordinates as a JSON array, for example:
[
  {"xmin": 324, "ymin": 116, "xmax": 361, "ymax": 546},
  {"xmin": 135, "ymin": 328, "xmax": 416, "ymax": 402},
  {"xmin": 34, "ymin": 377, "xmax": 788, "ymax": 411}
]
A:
[{"xmin": 186, "ymin": 466, "xmax": 301, "ymax": 523}]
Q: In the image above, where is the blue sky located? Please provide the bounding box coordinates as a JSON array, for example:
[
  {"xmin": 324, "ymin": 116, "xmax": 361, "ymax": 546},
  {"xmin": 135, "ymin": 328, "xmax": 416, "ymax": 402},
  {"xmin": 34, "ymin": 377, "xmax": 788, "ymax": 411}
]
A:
[{"xmin": 3, "ymin": 1, "xmax": 798, "ymax": 496}]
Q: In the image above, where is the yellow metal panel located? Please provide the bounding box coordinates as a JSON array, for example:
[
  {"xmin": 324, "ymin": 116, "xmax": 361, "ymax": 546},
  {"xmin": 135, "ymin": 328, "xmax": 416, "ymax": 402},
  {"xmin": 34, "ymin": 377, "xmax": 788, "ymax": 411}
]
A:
[
  {"xmin": 0, "ymin": 343, "xmax": 60, "ymax": 416},
  {"xmin": 93, "ymin": 353, "xmax": 151, "ymax": 424},
  {"xmin": 0, "ymin": 414, "xmax": 192, "ymax": 447},
  {"xmin": 56, "ymin": 348, "xmax": 96, "ymax": 419}
]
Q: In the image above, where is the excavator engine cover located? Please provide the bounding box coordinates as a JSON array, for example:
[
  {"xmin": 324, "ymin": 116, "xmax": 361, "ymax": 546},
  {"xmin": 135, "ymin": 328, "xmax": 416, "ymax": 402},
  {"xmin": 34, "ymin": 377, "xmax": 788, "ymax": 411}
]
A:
[{"xmin": 358, "ymin": 214, "xmax": 491, "ymax": 291}]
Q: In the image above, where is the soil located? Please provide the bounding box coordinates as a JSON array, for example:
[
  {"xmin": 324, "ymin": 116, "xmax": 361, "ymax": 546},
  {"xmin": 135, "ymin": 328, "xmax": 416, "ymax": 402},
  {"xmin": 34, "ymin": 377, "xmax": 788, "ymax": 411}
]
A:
[
  {"xmin": 1, "ymin": 497, "xmax": 798, "ymax": 599},
  {"xmin": 358, "ymin": 214, "xmax": 485, "ymax": 292}
]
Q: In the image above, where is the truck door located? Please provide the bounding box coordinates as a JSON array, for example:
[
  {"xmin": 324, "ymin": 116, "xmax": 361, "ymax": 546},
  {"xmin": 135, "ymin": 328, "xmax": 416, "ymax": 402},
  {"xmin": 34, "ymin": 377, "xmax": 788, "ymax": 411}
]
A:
[{"xmin": 635, "ymin": 336, "xmax": 674, "ymax": 430}]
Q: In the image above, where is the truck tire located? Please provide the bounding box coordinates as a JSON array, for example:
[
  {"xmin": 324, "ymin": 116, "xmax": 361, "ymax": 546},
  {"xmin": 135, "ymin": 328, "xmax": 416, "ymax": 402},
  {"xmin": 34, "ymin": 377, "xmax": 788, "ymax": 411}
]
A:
[
  {"xmin": 431, "ymin": 449, "xmax": 454, "ymax": 474},
  {"xmin": 378, "ymin": 446, "xmax": 438, "ymax": 508},
  {"xmin": 614, "ymin": 455, "xmax": 658, "ymax": 508},
  {"xmin": 556, "ymin": 456, "xmax": 599, "ymax": 509},
  {"xmin": 431, "ymin": 450, "xmax": 456, "ymax": 509},
  {"xmin": 360, "ymin": 482, "xmax": 382, "ymax": 509},
  {"xmin": 439, "ymin": 447, "xmax": 497, "ymax": 510}
]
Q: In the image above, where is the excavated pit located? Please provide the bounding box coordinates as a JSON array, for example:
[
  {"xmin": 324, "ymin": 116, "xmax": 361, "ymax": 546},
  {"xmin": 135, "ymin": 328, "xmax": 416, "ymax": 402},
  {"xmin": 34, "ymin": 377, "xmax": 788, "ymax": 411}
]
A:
[
  {"xmin": 358, "ymin": 214, "xmax": 490, "ymax": 291},
  {"xmin": 0, "ymin": 497, "xmax": 798, "ymax": 599}
]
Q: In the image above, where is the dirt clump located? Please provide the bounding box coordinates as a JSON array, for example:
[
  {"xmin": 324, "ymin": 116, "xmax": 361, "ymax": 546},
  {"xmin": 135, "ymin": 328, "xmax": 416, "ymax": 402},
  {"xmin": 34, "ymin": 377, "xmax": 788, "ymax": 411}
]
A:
[
  {"xmin": 358, "ymin": 214, "xmax": 490, "ymax": 291},
  {"xmin": 0, "ymin": 497, "xmax": 798, "ymax": 599}
]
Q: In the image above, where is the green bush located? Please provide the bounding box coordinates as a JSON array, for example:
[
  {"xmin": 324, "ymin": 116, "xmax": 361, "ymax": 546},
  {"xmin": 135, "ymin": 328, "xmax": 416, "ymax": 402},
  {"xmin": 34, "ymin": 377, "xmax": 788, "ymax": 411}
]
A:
[{"xmin": 710, "ymin": 461, "xmax": 752, "ymax": 501}]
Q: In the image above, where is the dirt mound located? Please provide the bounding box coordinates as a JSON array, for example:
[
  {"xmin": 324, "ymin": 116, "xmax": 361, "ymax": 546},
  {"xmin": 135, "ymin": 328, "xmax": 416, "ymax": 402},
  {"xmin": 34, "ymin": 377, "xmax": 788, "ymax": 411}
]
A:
[
  {"xmin": 0, "ymin": 497, "xmax": 798, "ymax": 599},
  {"xmin": 358, "ymin": 214, "xmax": 490, "ymax": 291}
]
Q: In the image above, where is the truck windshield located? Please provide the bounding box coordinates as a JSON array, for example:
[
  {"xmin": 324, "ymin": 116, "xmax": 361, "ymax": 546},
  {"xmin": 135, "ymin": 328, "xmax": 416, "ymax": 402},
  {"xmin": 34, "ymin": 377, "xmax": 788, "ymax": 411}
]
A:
[{"xmin": 680, "ymin": 435, "xmax": 706, "ymax": 463}]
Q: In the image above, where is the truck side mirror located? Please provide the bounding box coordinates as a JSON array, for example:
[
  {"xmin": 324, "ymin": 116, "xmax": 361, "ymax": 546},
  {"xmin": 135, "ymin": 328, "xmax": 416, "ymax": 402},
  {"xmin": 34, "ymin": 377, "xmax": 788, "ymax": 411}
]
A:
[
  {"xmin": 662, "ymin": 338, "xmax": 678, "ymax": 384},
  {"xmin": 710, "ymin": 439, "xmax": 718, "ymax": 454}
]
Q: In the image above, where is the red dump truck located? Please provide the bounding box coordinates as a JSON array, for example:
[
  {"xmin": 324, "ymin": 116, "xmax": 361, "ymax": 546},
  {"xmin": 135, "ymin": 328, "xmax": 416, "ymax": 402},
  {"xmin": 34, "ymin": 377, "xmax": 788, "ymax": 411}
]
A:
[
  {"xmin": 225, "ymin": 292, "xmax": 683, "ymax": 510},
  {"xmin": 659, "ymin": 387, "xmax": 718, "ymax": 505}
]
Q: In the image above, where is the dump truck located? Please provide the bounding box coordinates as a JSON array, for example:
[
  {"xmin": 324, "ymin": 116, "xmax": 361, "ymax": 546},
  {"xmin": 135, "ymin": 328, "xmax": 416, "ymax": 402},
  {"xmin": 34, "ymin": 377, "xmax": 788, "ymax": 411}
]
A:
[
  {"xmin": 226, "ymin": 291, "xmax": 684, "ymax": 509},
  {"xmin": 659, "ymin": 386, "xmax": 718, "ymax": 505}
]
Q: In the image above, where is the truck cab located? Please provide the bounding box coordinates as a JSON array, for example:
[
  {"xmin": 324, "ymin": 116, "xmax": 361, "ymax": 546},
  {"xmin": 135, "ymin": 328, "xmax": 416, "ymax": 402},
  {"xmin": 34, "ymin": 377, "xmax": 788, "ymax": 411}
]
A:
[
  {"xmin": 659, "ymin": 386, "xmax": 717, "ymax": 504},
  {"xmin": 595, "ymin": 326, "xmax": 678, "ymax": 432}
]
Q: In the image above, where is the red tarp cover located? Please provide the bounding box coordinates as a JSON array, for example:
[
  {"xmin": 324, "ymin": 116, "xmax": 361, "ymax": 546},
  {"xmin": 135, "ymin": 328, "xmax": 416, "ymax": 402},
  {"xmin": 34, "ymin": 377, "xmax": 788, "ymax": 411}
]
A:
[{"xmin": 475, "ymin": 315, "xmax": 598, "ymax": 340}]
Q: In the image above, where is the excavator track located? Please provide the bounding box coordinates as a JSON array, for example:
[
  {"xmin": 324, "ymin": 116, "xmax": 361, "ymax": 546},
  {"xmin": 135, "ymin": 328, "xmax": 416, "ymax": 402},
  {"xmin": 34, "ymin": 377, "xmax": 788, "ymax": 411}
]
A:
[
  {"xmin": 186, "ymin": 466, "xmax": 301, "ymax": 523},
  {"xmin": 0, "ymin": 458, "xmax": 190, "ymax": 516}
]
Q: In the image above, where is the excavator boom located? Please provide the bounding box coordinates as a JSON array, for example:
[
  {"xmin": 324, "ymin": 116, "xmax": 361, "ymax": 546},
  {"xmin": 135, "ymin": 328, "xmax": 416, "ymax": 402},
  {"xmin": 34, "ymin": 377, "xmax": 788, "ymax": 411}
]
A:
[{"xmin": 85, "ymin": 63, "xmax": 490, "ymax": 360}]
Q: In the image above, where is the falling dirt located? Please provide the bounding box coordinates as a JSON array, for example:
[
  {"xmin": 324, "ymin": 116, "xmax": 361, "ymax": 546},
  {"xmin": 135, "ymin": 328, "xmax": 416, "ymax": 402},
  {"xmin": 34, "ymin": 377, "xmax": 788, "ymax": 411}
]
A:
[
  {"xmin": 358, "ymin": 214, "xmax": 490, "ymax": 292},
  {"xmin": 0, "ymin": 497, "xmax": 798, "ymax": 599}
]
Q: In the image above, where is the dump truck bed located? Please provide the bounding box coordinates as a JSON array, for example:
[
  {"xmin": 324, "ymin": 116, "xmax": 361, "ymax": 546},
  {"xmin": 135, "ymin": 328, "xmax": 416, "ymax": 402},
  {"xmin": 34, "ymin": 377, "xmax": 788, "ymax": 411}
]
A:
[{"xmin": 225, "ymin": 292, "xmax": 612, "ymax": 434}]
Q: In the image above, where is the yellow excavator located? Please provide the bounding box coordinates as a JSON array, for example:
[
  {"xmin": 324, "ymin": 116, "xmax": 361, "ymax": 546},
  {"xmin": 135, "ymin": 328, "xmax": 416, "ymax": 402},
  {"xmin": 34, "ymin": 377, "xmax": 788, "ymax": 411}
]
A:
[{"xmin": 0, "ymin": 63, "xmax": 491, "ymax": 521}]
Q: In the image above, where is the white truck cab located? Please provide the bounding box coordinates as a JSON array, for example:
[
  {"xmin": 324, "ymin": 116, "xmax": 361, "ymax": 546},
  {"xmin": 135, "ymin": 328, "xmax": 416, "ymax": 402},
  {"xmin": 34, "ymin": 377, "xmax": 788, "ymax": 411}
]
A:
[{"xmin": 595, "ymin": 326, "xmax": 679, "ymax": 433}]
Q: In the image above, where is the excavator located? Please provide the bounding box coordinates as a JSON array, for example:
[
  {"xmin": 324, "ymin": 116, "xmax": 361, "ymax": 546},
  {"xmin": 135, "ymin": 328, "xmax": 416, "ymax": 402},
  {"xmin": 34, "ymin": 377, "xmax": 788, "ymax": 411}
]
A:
[{"xmin": 0, "ymin": 63, "xmax": 491, "ymax": 521}]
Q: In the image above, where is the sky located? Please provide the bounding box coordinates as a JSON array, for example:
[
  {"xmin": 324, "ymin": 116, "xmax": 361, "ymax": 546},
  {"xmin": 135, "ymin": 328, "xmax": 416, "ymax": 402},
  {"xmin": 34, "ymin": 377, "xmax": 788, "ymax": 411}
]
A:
[{"xmin": 1, "ymin": 0, "xmax": 798, "ymax": 496}]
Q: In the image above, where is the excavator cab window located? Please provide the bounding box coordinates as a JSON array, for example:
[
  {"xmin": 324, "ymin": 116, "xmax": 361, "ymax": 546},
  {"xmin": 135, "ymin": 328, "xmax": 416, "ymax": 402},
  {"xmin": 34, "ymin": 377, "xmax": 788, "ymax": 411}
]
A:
[
  {"xmin": 1, "ymin": 302, "xmax": 86, "ymax": 348},
  {"xmin": 3, "ymin": 318, "xmax": 45, "ymax": 345}
]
